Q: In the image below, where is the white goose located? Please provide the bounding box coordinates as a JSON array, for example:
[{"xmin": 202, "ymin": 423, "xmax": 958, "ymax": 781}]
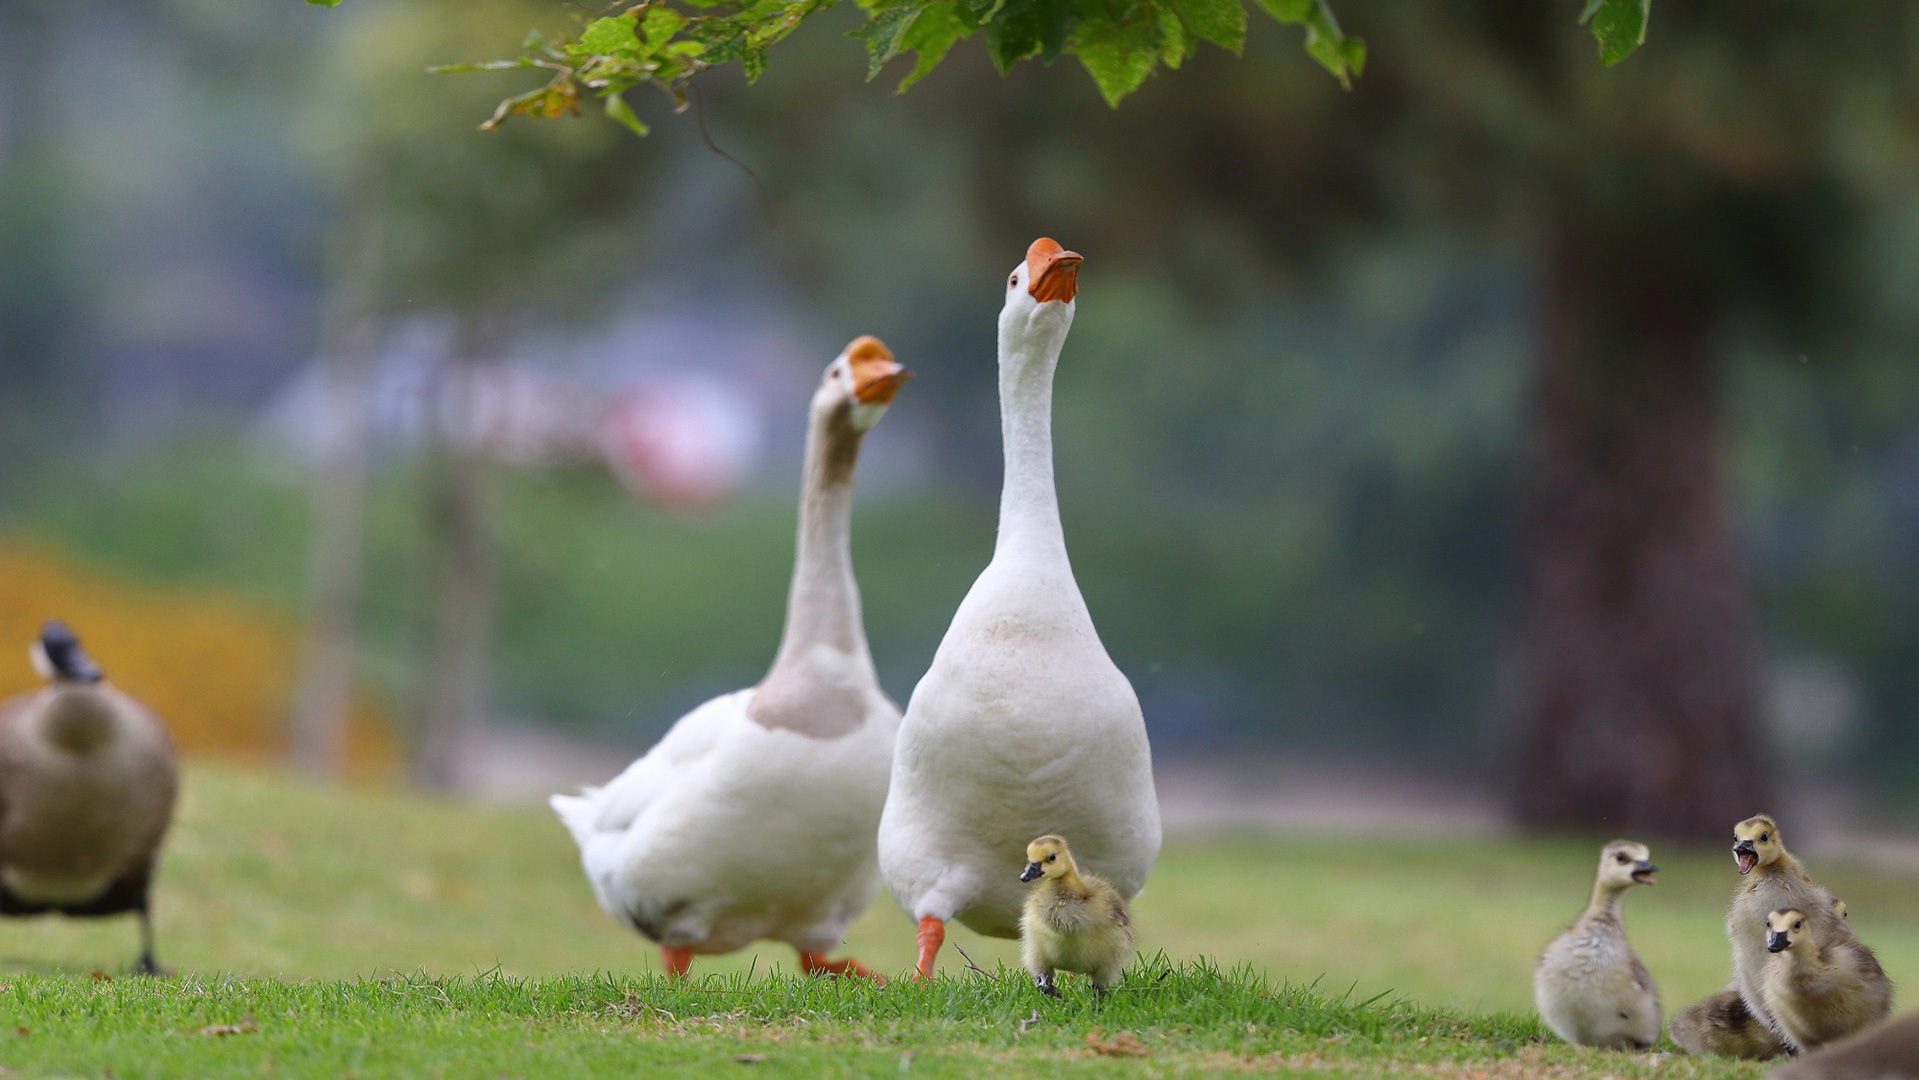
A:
[
  {"xmin": 552, "ymin": 337, "xmax": 910, "ymax": 979},
  {"xmin": 877, "ymin": 239, "xmax": 1161, "ymax": 978}
]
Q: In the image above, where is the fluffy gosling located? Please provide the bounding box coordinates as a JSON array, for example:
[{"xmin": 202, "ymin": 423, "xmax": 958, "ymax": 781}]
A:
[
  {"xmin": 1534, "ymin": 839, "xmax": 1662, "ymax": 1048},
  {"xmin": 1728, "ymin": 815, "xmax": 1850, "ymax": 1049},
  {"xmin": 1018, "ymin": 835, "xmax": 1133, "ymax": 997},
  {"xmin": 1671, "ymin": 985, "xmax": 1789, "ymax": 1060},
  {"xmin": 1674, "ymin": 892, "xmax": 1855, "ymax": 1059},
  {"xmin": 1761, "ymin": 908, "xmax": 1892, "ymax": 1053}
]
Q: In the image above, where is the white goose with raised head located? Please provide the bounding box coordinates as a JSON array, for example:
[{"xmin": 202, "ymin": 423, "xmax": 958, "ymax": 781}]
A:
[
  {"xmin": 0, "ymin": 621, "xmax": 178, "ymax": 974},
  {"xmin": 552, "ymin": 337, "xmax": 910, "ymax": 980},
  {"xmin": 878, "ymin": 238, "xmax": 1161, "ymax": 979}
]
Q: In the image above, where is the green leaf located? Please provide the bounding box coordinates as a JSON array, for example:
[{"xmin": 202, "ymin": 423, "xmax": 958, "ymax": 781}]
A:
[
  {"xmin": 1072, "ymin": 7, "xmax": 1162, "ymax": 107},
  {"xmin": 428, "ymin": 60, "xmax": 539, "ymax": 74},
  {"xmin": 853, "ymin": 2, "xmax": 930, "ymax": 78},
  {"xmin": 604, "ymin": 92, "xmax": 651, "ymax": 136},
  {"xmin": 957, "ymin": 0, "xmax": 1008, "ymax": 29},
  {"xmin": 1168, "ymin": 0, "xmax": 1244, "ymax": 54},
  {"xmin": 984, "ymin": 0, "xmax": 1045, "ymax": 71},
  {"xmin": 1156, "ymin": 4, "xmax": 1189, "ymax": 69},
  {"xmin": 1251, "ymin": 0, "xmax": 1361, "ymax": 87},
  {"xmin": 571, "ymin": 12, "xmax": 643, "ymax": 61},
  {"xmin": 896, "ymin": 0, "xmax": 970, "ymax": 90},
  {"xmin": 1579, "ymin": 0, "xmax": 1650, "ymax": 66},
  {"xmin": 641, "ymin": 7, "xmax": 691, "ymax": 46}
]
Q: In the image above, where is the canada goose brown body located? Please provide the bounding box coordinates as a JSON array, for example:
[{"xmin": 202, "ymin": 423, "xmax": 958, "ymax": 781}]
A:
[
  {"xmin": 1769, "ymin": 1013, "xmax": 1919, "ymax": 1079},
  {"xmin": 0, "ymin": 622, "xmax": 177, "ymax": 973}
]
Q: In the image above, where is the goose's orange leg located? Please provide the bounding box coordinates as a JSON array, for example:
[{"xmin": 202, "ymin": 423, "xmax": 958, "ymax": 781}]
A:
[
  {"xmin": 800, "ymin": 952, "xmax": 885, "ymax": 985},
  {"xmin": 914, "ymin": 916, "xmax": 944, "ymax": 981},
  {"xmin": 661, "ymin": 945, "xmax": 694, "ymax": 979}
]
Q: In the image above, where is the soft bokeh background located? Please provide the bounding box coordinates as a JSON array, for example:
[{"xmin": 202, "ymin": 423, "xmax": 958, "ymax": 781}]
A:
[{"xmin": 4, "ymin": 0, "xmax": 1919, "ymax": 1007}]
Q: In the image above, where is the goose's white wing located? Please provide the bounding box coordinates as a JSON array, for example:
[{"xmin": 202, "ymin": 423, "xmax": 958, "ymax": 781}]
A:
[{"xmin": 550, "ymin": 690, "xmax": 746, "ymax": 853}]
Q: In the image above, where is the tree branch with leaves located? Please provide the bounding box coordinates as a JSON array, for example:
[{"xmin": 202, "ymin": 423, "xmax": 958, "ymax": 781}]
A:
[{"xmin": 308, "ymin": 0, "xmax": 1649, "ymax": 130}]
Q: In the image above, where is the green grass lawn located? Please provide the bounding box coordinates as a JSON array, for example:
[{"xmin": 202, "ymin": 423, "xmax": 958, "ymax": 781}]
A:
[{"xmin": 3, "ymin": 765, "xmax": 1909, "ymax": 1077}]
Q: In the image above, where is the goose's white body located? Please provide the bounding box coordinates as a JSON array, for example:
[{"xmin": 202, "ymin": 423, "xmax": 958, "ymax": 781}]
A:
[
  {"xmin": 553, "ymin": 685, "xmax": 894, "ymax": 953},
  {"xmin": 553, "ymin": 342, "xmax": 905, "ymax": 962},
  {"xmin": 879, "ymin": 241, "xmax": 1160, "ymax": 947}
]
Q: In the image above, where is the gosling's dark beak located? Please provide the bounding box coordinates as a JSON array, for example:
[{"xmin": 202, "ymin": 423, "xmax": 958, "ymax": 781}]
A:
[
  {"xmin": 1767, "ymin": 930, "xmax": 1791, "ymax": 953},
  {"xmin": 1631, "ymin": 861, "xmax": 1658, "ymax": 885},
  {"xmin": 1734, "ymin": 840, "xmax": 1758, "ymax": 875},
  {"xmin": 1019, "ymin": 861, "xmax": 1044, "ymax": 882}
]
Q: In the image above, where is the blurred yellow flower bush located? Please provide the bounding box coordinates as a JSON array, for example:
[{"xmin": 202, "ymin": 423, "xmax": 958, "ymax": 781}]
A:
[{"xmin": 0, "ymin": 537, "xmax": 398, "ymax": 778}]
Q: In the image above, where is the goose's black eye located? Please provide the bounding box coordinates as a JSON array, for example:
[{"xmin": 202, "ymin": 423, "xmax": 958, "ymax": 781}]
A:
[
  {"xmin": 1761, "ymin": 833, "xmax": 1770, "ymax": 842},
  {"xmin": 1616, "ymin": 853, "xmax": 1630, "ymax": 863},
  {"xmin": 1046, "ymin": 854, "xmax": 1056, "ymax": 862},
  {"xmin": 1010, "ymin": 274, "xmax": 1019, "ymax": 288}
]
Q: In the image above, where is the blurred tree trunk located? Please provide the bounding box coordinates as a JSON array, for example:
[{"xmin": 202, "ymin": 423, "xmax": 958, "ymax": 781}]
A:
[
  {"xmin": 412, "ymin": 322, "xmax": 502, "ymax": 791},
  {"xmin": 1509, "ymin": 222, "xmax": 1769, "ymax": 841},
  {"xmin": 290, "ymin": 181, "xmax": 382, "ymax": 777}
]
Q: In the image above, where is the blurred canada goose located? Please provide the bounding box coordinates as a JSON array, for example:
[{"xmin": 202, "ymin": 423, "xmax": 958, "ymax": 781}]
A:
[
  {"xmin": 1761, "ymin": 908, "xmax": 1892, "ymax": 1052},
  {"xmin": 1019, "ymin": 835, "xmax": 1133, "ymax": 997},
  {"xmin": 878, "ymin": 239, "xmax": 1161, "ymax": 980},
  {"xmin": 1769, "ymin": 1013, "xmax": 1919, "ymax": 1080},
  {"xmin": 1728, "ymin": 815, "xmax": 1850, "ymax": 1049},
  {"xmin": 1672, "ymin": 985, "xmax": 1790, "ymax": 1060},
  {"xmin": 1534, "ymin": 840, "xmax": 1662, "ymax": 1048},
  {"xmin": 550, "ymin": 338, "xmax": 909, "ymax": 980},
  {"xmin": 0, "ymin": 621, "xmax": 178, "ymax": 974}
]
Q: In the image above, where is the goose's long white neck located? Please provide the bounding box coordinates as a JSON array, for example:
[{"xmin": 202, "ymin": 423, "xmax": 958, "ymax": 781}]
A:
[
  {"xmin": 767, "ymin": 407, "xmax": 873, "ymax": 676},
  {"xmin": 995, "ymin": 325, "xmax": 1069, "ymax": 564}
]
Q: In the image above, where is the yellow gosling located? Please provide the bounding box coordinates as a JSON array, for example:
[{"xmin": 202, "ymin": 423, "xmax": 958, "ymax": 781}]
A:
[
  {"xmin": 1762, "ymin": 908, "xmax": 1892, "ymax": 1053},
  {"xmin": 1018, "ymin": 835, "xmax": 1133, "ymax": 997},
  {"xmin": 1727, "ymin": 815, "xmax": 1850, "ymax": 1050}
]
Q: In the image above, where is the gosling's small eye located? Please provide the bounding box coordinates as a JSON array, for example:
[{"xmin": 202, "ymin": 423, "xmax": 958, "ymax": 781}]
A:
[
  {"xmin": 1761, "ymin": 833, "xmax": 1770, "ymax": 842},
  {"xmin": 1616, "ymin": 853, "xmax": 1630, "ymax": 863},
  {"xmin": 1046, "ymin": 854, "xmax": 1056, "ymax": 862}
]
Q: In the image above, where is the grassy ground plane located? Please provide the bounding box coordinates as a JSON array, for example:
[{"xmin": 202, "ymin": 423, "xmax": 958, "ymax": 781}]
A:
[
  {"xmin": 0, "ymin": 964, "xmax": 1766, "ymax": 1079},
  {"xmin": 1, "ymin": 765, "xmax": 1911, "ymax": 1076}
]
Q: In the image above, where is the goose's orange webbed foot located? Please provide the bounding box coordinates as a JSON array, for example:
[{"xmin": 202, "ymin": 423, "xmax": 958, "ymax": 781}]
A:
[
  {"xmin": 914, "ymin": 916, "xmax": 944, "ymax": 981},
  {"xmin": 800, "ymin": 952, "xmax": 885, "ymax": 985},
  {"xmin": 661, "ymin": 944, "xmax": 695, "ymax": 980}
]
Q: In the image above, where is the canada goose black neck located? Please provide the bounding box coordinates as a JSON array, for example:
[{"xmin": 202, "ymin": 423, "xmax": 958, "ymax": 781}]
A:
[{"xmin": 35, "ymin": 621, "xmax": 102, "ymax": 684}]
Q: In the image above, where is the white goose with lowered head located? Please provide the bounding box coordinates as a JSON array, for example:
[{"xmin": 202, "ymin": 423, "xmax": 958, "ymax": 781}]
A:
[
  {"xmin": 552, "ymin": 337, "xmax": 910, "ymax": 980},
  {"xmin": 877, "ymin": 239, "xmax": 1161, "ymax": 979}
]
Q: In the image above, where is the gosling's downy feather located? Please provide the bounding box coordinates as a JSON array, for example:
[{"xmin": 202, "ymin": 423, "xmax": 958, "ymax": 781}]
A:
[
  {"xmin": 1670, "ymin": 985, "xmax": 1789, "ymax": 1060},
  {"xmin": 1761, "ymin": 908, "xmax": 1892, "ymax": 1053},
  {"xmin": 1019, "ymin": 835, "xmax": 1134, "ymax": 994},
  {"xmin": 1534, "ymin": 839, "xmax": 1661, "ymax": 1049},
  {"xmin": 1726, "ymin": 816, "xmax": 1849, "ymax": 1049}
]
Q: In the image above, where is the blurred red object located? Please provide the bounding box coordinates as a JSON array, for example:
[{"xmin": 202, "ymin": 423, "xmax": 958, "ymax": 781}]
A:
[{"xmin": 598, "ymin": 376, "xmax": 763, "ymax": 508}]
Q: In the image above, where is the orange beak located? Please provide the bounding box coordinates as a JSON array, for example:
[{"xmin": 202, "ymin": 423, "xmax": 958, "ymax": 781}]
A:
[
  {"xmin": 1026, "ymin": 237, "xmax": 1083, "ymax": 304},
  {"xmin": 845, "ymin": 335, "xmax": 913, "ymax": 405}
]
